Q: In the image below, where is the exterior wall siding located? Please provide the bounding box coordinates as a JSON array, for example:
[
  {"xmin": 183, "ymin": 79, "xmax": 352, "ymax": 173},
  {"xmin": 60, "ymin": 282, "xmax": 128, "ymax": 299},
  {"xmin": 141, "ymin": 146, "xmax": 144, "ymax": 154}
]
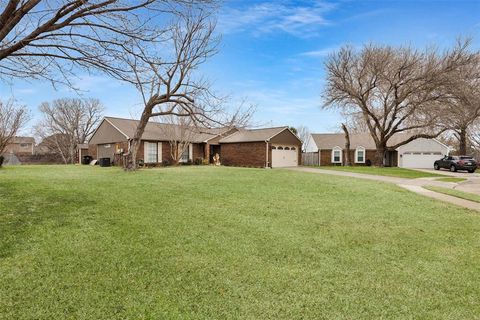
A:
[
  {"xmin": 221, "ymin": 142, "xmax": 267, "ymax": 168},
  {"xmin": 3, "ymin": 143, "xmax": 34, "ymax": 155},
  {"xmin": 89, "ymin": 120, "xmax": 127, "ymax": 145}
]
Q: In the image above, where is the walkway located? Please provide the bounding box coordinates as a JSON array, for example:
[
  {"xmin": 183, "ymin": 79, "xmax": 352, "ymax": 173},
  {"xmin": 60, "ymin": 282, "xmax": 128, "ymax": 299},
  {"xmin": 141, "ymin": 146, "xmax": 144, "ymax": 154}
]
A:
[{"xmin": 287, "ymin": 167, "xmax": 480, "ymax": 211}]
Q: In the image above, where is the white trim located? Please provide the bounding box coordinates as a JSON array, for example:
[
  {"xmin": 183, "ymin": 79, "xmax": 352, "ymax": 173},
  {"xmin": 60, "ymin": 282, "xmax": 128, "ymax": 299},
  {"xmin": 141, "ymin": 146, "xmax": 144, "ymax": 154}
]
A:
[
  {"xmin": 189, "ymin": 143, "xmax": 193, "ymax": 161},
  {"xmin": 355, "ymin": 146, "xmax": 366, "ymax": 164},
  {"xmin": 331, "ymin": 146, "xmax": 342, "ymax": 164}
]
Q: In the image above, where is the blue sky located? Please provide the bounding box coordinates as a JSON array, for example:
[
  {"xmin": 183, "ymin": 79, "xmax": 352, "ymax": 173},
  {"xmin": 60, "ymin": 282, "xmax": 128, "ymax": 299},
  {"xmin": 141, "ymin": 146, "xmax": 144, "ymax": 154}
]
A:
[{"xmin": 2, "ymin": 0, "xmax": 480, "ymax": 135}]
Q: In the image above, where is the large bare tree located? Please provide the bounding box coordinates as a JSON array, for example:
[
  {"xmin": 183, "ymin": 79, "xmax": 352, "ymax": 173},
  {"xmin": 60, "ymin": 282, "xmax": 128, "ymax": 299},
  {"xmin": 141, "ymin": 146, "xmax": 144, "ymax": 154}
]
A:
[
  {"xmin": 0, "ymin": 99, "xmax": 29, "ymax": 158},
  {"xmin": 0, "ymin": 0, "xmax": 214, "ymax": 85},
  {"xmin": 323, "ymin": 40, "xmax": 476, "ymax": 166},
  {"xmin": 36, "ymin": 98, "xmax": 104, "ymax": 163},
  {"xmin": 121, "ymin": 11, "xmax": 224, "ymax": 170},
  {"xmin": 444, "ymin": 55, "xmax": 480, "ymax": 155}
]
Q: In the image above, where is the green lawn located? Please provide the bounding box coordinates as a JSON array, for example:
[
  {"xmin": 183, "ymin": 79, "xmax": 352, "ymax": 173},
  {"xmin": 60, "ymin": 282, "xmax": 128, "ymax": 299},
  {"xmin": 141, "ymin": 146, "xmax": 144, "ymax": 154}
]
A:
[
  {"xmin": 435, "ymin": 177, "xmax": 467, "ymax": 183},
  {"xmin": 313, "ymin": 165, "xmax": 446, "ymax": 179},
  {"xmin": 424, "ymin": 185, "xmax": 480, "ymax": 203},
  {"xmin": 1, "ymin": 165, "xmax": 480, "ymax": 319}
]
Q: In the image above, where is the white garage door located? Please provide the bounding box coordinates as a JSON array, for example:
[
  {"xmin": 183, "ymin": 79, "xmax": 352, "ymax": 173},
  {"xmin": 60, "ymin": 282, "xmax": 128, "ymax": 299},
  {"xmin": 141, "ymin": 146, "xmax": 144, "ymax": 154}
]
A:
[
  {"xmin": 401, "ymin": 152, "xmax": 443, "ymax": 169},
  {"xmin": 272, "ymin": 145, "xmax": 298, "ymax": 168}
]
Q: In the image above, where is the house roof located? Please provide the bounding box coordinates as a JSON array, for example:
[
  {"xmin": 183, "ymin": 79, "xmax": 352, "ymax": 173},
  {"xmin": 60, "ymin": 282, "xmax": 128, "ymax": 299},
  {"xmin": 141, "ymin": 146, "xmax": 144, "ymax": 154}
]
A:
[
  {"xmin": 310, "ymin": 132, "xmax": 428, "ymax": 150},
  {"xmin": 218, "ymin": 126, "xmax": 289, "ymax": 143},
  {"xmin": 103, "ymin": 117, "xmax": 229, "ymax": 143},
  {"xmin": 10, "ymin": 136, "xmax": 35, "ymax": 144}
]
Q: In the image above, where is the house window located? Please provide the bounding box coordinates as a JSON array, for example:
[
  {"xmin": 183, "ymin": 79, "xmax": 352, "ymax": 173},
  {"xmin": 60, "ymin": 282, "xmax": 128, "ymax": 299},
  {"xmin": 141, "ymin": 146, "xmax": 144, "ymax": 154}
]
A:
[
  {"xmin": 180, "ymin": 147, "xmax": 189, "ymax": 163},
  {"xmin": 332, "ymin": 147, "xmax": 342, "ymax": 163},
  {"xmin": 355, "ymin": 147, "xmax": 365, "ymax": 163},
  {"xmin": 20, "ymin": 143, "xmax": 28, "ymax": 148},
  {"xmin": 145, "ymin": 142, "xmax": 157, "ymax": 163}
]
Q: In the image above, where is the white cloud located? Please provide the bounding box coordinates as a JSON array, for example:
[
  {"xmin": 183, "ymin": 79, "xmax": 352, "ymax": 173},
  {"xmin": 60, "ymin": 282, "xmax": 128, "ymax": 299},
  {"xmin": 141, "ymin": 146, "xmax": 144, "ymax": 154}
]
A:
[
  {"xmin": 218, "ymin": 1, "xmax": 335, "ymax": 37},
  {"xmin": 300, "ymin": 46, "xmax": 340, "ymax": 57}
]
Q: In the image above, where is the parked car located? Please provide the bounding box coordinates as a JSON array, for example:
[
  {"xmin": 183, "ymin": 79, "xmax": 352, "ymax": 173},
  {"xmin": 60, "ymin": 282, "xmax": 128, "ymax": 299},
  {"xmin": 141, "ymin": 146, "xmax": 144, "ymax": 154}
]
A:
[{"xmin": 434, "ymin": 155, "xmax": 477, "ymax": 173}]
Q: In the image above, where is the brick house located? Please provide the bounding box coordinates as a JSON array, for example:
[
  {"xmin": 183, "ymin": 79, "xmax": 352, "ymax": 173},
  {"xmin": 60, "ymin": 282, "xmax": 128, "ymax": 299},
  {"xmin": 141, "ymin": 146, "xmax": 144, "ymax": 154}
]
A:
[
  {"xmin": 87, "ymin": 117, "xmax": 302, "ymax": 168},
  {"xmin": 304, "ymin": 133, "xmax": 449, "ymax": 168},
  {"xmin": 2, "ymin": 136, "xmax": 35, "ymax": 155}
]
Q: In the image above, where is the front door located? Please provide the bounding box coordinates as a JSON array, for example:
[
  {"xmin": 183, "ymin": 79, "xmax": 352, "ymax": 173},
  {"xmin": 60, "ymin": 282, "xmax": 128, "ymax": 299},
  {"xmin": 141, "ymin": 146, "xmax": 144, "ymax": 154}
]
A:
[{"xmin": 210, "ymin": 145, "xmax": 221, "ymax": 163}]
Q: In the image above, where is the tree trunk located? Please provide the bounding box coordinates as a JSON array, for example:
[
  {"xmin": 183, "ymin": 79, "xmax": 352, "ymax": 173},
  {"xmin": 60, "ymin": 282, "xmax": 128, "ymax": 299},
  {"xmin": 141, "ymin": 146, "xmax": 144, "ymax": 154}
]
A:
[
  {"xmin": 341, "ymin": 123, "xmax": 352, "ymax": 166},
  {"xmin": 373, "ymin": 144, "xmax": 386, "ymax": 167},
  {"xmin": 458, "ymin": 128, "xmax": 467, "ymax": 155},
  {"xmin": 123, "ymin": 104, "xmax": 153, "ymax": 171}
]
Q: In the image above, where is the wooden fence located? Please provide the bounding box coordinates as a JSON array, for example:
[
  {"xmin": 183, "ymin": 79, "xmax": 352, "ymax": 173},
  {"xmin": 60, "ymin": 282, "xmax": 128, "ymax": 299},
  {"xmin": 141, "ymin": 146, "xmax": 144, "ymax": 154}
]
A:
[{"xmin": 302, "ymin": 152, "xmax": 319, "ymax": 166}]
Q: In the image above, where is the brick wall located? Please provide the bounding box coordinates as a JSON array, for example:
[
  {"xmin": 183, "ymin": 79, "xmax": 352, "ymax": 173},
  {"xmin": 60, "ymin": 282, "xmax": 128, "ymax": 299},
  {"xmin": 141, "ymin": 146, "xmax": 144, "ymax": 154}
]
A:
[
  {"xmin": 221, "ymin": 142, "xmax": 267, "ymax": 167},
  {"xmin": 192, "ymin": 143, "xmax": 205, "ymax": 161}
]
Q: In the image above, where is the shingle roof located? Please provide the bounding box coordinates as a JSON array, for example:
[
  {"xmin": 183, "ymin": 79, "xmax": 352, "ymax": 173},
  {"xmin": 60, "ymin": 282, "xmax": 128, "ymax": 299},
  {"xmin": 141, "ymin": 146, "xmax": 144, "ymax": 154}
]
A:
[
  {"xmin": 105, "ymin": 117, "xmax": 228, "ymax": 143},
  {"xmin": 11, "ymin": 136, "xmax": 35, "ymax": 144},
  {"xmin": 310, "ymin": 133, "xmax": 413, "ymax": 150},
  {"xmin": 218, "ymin": 127, "xmax": 289, "ymax": 143}
]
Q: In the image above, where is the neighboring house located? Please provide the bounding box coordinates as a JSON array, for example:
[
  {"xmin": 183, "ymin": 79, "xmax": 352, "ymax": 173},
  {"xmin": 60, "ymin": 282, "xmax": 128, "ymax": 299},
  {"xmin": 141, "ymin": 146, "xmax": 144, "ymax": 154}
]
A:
[
  {"xmin": 305, "ymin": 133, "xmax": 449, "ymax": 168},
  {"xmin": 2, "ymin": 136, "xmax": 35, "ymax": 155},
  {"xmin": 87, "ymin": 117, "xmax": 302, "ymax": 168}
]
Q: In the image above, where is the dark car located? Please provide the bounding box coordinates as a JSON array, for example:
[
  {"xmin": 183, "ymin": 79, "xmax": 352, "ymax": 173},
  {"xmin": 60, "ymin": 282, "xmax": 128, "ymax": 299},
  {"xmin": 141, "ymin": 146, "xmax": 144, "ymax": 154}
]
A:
[{"xmin": 434, "ymin": 155, "xmax": 477, "ymax": 173}]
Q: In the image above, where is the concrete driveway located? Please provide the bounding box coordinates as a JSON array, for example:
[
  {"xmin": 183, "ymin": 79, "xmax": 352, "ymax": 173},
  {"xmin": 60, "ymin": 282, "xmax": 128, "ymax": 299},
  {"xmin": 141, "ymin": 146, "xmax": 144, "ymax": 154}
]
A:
[
  {"xmin": 416, "ymin": 168, "xmax": 479, "ymax": 178},
  {"xmin": 416, "ymin": 168, "xmax": 480, "ymax": 195},
  {"xmin": 288, "ymin": 167, "xmax": 480, "ymax": 211}
]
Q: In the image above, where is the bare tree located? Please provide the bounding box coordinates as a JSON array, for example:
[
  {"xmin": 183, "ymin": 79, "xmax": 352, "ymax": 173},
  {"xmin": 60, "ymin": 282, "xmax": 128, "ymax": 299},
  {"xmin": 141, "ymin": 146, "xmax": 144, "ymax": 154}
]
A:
[
  {"xmin": 341, "ymin": 123, "xmax": 352, "ymax": 166},
  {"xmin": 0, "ymin": 99, "xmax": 29, "ymax": 158},
  {"xmin": 121, "ymin": 11, "xmax": 224, "ymax": 170},
  {"xmin": 323, "ymin": 40, "xmax": 476, "ymax": 166},
  {"xmin": 296, "ymin": 125, "xmax": 310, "ymax": 152},
  {"xmin": 444, "ymin": 55, "xmax": 480, "ymax": 155},
  {"xmin": 36, "ymin": 98, "xmax": 104, "ymax": 164},
  {"xmin": 157, "ymin": 115, "xmax": 196, "ymax": 165},
  {"xmin": 0, "ymin": 1, "xmax": 215, "ymax": 86}
]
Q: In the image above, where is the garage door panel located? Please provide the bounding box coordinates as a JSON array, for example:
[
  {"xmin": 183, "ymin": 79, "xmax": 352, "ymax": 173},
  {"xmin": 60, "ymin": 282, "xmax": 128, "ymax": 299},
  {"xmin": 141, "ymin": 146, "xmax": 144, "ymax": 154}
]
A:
[
  {"xmin": 272, "ymin": 145, "xmax": 298, "ymax": 168},
  {"xmin": 401, "ymin": 153, "xmax": 443, "ymax": 169}
]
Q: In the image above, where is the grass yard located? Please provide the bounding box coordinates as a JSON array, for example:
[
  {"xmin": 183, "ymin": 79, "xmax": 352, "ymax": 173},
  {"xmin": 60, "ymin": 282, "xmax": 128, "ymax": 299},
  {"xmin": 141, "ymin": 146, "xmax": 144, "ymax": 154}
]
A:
[
  {"xmin": 435, "ymin": 177, "xmax": 467, "ymax": 183},
  {"xmin": 424, "ymin": 185, "xmax": 480, "ymax": 203},
  {"xmin": 314, "ymin": 165, "xmax": 446, "ymax": 179},
  {"xmin": 1, "ymin": 165, "xmax": 480, "ymax": 319}
]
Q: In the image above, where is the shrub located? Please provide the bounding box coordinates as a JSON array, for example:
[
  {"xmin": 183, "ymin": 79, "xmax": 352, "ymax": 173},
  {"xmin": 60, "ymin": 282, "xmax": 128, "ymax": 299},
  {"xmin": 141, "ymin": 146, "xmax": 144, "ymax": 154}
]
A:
[
  {"xmin": 162, "ymin": 159, "xmax": 170, "ymax": 166},
  {"xmin": 366, "ymin": 159, "xmax": 372, "ymax": 166},
  {"xmin": 202, "ymin": 159, "xmax": 210, "ymax": 165},
  {"xmin": 0, "ymin": 155, "xmax": 4, "ymax": 167},
  {"xmin": 194, "ymin": 158, "xmax": 203, "ymax": 165}
]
